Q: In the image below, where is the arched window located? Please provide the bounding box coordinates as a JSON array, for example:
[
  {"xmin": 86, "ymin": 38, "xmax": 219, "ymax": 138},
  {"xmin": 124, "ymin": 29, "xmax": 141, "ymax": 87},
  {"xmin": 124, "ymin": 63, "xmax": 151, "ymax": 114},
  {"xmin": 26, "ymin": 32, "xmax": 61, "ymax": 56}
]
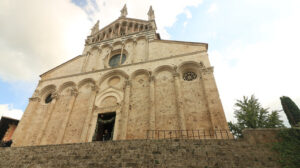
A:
[
  {"xmin": 109, "ymin": 54, "xmax": 126, "ymax": 67},
  {"xmin": 45, "ymin": 93, "xmax": 53, "ymax": 104}
]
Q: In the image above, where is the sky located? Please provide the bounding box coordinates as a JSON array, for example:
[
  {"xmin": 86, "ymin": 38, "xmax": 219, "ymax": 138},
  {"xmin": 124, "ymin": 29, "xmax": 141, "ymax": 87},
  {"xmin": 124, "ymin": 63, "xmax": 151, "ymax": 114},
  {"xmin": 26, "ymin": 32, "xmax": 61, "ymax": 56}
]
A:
[{"xmin": 0, "ymin": 0, "xmax": 299, "ymax": 125}]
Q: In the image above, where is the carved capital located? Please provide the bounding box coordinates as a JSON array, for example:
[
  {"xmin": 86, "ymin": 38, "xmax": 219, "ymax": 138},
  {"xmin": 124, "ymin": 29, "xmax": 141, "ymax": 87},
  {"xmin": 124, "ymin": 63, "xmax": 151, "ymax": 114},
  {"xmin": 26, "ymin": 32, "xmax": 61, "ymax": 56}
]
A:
[
  {"xmin": 172, "ymin": 72, "xmax": 180, "ymax": 77},
  {"xmin": 51, "ymin": 92, "xmax": 60, "ymax": 100},
  {"xmin": 29, "ymin": 97, "xmax": 41, "ymax": 102},
  {"xmin": 71, "ymin": 88, "xmax": 79, "ymax": 96},
  {"xmin": 149, "ymin": 76, "xmax": 155, "ymax": 82},
  {"xmin": 125, "ymin": 80, "xmax": 131, "ymax": 86},
  {"xmin": 199, "ymin": 62, "xmax": 206, "ymax": 69},
  {"xmin": 92, "ymin": 85, "xmax": 99, "ymax": 92}
]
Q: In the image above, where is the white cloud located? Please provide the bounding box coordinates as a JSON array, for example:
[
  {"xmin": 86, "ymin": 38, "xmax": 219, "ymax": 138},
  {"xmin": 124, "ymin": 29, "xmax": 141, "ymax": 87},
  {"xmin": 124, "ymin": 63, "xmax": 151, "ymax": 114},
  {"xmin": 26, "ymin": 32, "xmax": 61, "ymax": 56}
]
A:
[
  {"xmin": 209, "ymin": 6, "xmax": 300, "ymax": 125},
  {"xmin": 184, "ymin": 9, "xmax": 193, "ymax": 19},
  {"xmin": 207, "ymin": 3, "xmax": 218, "ymax": 14},
  {"xmin": 183, "ymin": 21, "xmax": 188, "ymax": 28},
  {"xmin": 0, "ymin": 0, "xmax": 203, "ymax": 82},
  {"xmin": 0, "ymin": 0, "xmax": 90, "ymax": 82},
  {"xmin": 0, "ymin": 104, "xmax": 23, "ymax": 120}
]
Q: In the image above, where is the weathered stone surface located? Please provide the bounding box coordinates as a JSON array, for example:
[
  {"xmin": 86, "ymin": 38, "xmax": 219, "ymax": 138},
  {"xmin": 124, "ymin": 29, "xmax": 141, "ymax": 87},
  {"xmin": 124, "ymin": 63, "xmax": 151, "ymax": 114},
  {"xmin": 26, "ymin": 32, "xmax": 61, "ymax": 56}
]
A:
[
  {"xmin": 12, "ymin": 7, "xmax": 230, "ymax": 147},
  {"xmin": 0, "ymin": 139, "xmax": 280, "ymax": 168}
]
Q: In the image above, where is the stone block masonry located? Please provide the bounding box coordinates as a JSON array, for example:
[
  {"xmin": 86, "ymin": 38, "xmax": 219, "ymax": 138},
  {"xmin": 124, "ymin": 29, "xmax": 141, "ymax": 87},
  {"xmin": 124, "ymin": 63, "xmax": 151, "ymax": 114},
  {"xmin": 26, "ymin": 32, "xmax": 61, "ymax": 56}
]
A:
[{"xmin": 0, "ymin": 139, "xmax": 280, "ymax": 168}]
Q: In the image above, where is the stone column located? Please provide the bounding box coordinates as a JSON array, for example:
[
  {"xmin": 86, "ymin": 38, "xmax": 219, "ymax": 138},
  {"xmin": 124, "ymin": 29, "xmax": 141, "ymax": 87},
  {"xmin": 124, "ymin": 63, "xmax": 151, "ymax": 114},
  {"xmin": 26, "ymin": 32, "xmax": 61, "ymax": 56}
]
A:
[
  {"xmin": 173, "ymin": 72, "xmax": 186, "ymax": 130},
  {"xmin": 121, "ymin": 80, "xmax": 131, "ymax": 139},
  {"xmin": 56, "ymin": 89, "xmax": 78, "ymax": 144},
  {"xmin": 118, "ymin": 23, "xmax": 121, "ymax": 36},
  {"xmin": 149, "ymin": 76, "xmax": 156, "ymax": 132},
  {"xmin": 125, "ymin": 23, "xmax": 128, "ymax": 34},
  {"xmin": 113, "ymin": 106, "xmax": 122, "ymax": 140},
  {"xmin": 36, "ymin": 93, "xmax": 59, "ymax": 145},
  {"xmin": 131, "ymin": 39, "xmax": 137, "ymax": 63},
  {"xmin": 201, "ymin": 67, "xmax": 229, "ymax": 131},
  {"xmin": 95, "ymin": 49, "xmax": 102, "ymax": 70},
  {"xmin": 82, "ymin": 85, "xmax": 99, "ymax": 142},
  {"xmin": 145, "ymin": 38, "xmax": 149, "ymax": 61}
]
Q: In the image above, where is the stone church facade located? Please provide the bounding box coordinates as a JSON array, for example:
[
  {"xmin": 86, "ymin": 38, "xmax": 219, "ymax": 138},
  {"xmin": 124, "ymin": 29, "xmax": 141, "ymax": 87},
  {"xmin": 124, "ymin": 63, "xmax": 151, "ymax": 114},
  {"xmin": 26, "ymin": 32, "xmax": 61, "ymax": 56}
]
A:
[{"xmin": 12, "ymin": 5, "xmax": 230, "ymax": 147}]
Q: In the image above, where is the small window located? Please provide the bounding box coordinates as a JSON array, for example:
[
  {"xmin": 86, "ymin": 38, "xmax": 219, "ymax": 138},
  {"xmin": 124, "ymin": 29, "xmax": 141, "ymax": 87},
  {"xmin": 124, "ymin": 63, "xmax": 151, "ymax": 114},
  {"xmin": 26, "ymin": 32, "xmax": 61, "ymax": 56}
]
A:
[
  {"xmin": 183, "ymin": 72, "xmax": 197, "ymax": 81},
  {"xmin": 45, "ymin": 94, "xmax": 53, "ymax": 104},
  {"xmin": 109, "ymin": 54, "xmax": 126, "ymax": 67}
]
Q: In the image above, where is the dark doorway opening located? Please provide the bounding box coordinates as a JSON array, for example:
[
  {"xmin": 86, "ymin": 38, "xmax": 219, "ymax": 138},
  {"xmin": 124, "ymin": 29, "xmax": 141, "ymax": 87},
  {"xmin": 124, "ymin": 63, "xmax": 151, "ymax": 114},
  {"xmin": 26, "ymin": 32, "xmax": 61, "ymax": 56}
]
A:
[{"xmin": 93, "ymin": 112, "xmax": 116, "ymax": 141}]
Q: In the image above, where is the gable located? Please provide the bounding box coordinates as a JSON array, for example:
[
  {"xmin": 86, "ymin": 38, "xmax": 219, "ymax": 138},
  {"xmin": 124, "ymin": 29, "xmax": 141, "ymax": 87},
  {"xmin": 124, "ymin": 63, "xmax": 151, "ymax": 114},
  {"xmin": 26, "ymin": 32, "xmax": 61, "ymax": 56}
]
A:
[
  {"xmin": 40, "ymin": 55, "xmax": 85, "ymax": 80},
  {"xmin": 149, "ymin": 40, "xmax": 208, "ymax": 60}
]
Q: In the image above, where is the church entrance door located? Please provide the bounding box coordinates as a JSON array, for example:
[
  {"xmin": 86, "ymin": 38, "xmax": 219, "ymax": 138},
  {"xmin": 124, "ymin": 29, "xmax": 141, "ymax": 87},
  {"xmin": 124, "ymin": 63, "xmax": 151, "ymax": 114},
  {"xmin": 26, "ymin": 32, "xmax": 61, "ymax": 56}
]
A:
[{"xmin": 93, "ymin": 112, "xmax": 116, "ymax": 141}]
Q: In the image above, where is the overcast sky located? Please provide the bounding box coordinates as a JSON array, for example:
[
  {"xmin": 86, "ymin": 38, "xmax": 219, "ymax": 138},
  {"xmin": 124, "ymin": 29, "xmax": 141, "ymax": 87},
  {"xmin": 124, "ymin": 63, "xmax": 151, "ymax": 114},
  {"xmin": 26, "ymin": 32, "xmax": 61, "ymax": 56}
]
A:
[{"xmin": 0, "ymin": 0, "xmax": 299, "ymax": 125}]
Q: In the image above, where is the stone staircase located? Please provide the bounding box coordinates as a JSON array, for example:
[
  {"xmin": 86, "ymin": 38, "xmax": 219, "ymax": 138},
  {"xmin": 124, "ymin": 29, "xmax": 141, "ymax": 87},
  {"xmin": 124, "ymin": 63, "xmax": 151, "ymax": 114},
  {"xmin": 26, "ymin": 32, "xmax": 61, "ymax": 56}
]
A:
[{"xmin": 0, "ymin": 139, "xmax": 280, "ymax": 168}]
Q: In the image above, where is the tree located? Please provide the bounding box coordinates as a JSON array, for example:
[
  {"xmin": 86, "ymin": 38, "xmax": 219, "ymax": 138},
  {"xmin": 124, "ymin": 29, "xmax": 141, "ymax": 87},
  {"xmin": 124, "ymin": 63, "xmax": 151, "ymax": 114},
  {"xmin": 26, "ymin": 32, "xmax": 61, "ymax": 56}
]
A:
[
  {"xmin": 280, "ymin": 96, "xmax": 300, "ymax": 127},
  {"xmin": 228, "ymin": 95, "xmax": 284, "ymax": 137}
]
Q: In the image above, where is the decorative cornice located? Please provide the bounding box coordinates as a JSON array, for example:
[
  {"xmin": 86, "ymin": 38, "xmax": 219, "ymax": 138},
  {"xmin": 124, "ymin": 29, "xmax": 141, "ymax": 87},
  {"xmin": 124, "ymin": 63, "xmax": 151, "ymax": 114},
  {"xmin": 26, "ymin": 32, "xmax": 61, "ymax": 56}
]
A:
[
  {"xmin": 29, "ymin": 97, "xmax": 41, "ymax": 102},
  {"xmin": 201, "ymin": 67, "xmax": 214, "ymax": 75}
]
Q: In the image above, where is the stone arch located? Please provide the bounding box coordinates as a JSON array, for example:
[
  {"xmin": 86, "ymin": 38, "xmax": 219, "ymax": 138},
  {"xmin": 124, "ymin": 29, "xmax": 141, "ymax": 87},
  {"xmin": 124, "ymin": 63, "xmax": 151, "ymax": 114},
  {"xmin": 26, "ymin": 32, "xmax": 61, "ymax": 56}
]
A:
[
  {"xmin": 124, "ymin": 38, "xmax": 134, "ymax": 45},
  {"xmin": 58, "ymin": 81, "xmax": 76, "ymax": 95},
  {"xmin": 40, "ymin": 84, "xmax": 56, "ymax": 98},
  {"xmin": 136, "ymin": 36, "xmax": 147, "ymax": 41},
  {"xmin": 130, "ymin": 69, "xmax": 150, "ymax": 80},
  {"xmin": 78, "ymin": 78, "xmax": 96, "ymax": 89},
  {"xmin": 177, "ymin": 61, "xmax": 201, "ymax": 71},
  {"xmin": 99, "ymin": 70, "xmax": 129, "ymax": 86},
  {"xmin": 134, "ymin": 23, "xmax": 139, "ymax": 32},
  {"xmin": 95, "ymin": 89, "xmax": 123, "ymax": 108},
  {"xmin": 101, "ymin": 44, "xmax": 112, "ymax": 50},
  {"xmin": 177, "ymin": 61, "xmax": 202, "ymax": 81},
  {"xmin": 112, "ymin": 41, "xmax": 123, "ymax": 48},
  {"xmin": 153, "ymin": 65, "xmax": 175, "ymax": 76}
]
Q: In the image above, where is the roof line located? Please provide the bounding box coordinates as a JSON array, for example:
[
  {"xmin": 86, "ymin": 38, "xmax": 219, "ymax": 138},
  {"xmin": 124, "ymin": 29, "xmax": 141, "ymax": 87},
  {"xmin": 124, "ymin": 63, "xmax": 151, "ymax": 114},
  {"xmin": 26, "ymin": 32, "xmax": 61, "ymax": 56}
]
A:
[{"xmin": 40, "ymin": 55, "xmax": 84, "ymax": 77}]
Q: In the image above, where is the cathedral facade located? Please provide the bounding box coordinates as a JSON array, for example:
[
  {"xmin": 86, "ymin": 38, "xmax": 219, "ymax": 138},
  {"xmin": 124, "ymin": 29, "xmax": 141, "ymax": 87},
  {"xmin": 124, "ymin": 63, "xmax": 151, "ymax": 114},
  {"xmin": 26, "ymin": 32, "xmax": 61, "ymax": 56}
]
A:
[{"xmin": 12, "ymin": 5, "xmax": 230, "ymax": 147}]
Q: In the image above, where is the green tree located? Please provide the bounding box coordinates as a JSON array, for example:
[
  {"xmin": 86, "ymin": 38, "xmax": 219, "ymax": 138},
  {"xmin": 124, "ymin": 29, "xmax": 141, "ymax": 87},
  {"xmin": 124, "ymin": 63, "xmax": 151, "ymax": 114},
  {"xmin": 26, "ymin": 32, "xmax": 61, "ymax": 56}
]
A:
[
  {"xmin": 229, "ymin": 95, "xmax": 284, "ymax": 137},
  {"xmin": 280, "ymin": 96, "xmax": 300, "ymax": 127}
]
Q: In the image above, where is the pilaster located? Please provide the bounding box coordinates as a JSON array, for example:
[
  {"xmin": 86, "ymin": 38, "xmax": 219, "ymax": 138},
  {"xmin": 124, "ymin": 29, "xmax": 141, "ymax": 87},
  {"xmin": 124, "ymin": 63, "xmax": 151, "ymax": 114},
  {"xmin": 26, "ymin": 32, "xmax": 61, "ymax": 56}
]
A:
[
  {"xmin": 201, "ymin": 67, "xmax": 229, "ymax": 131},
  {"xmin": 149, "ymin": 75, "xmax": 156, "ymax": 131},
  {"xmin": 36, "ymin": 93, "xmax": 59, "ymax": 145},
  {"xmin": 56, "ymin": 89, "xmax": 79, "ymax": 144},
  {"xmin": 121, "ymin": 80, "xmax": 131, "ymax": 139},
  {"xmin": 82, "ymin": 85, "xmax": 99, "ymax": 142},
  {"xmin": 173, "ymin": 72, "xmax": 186, "ymax": 130}
]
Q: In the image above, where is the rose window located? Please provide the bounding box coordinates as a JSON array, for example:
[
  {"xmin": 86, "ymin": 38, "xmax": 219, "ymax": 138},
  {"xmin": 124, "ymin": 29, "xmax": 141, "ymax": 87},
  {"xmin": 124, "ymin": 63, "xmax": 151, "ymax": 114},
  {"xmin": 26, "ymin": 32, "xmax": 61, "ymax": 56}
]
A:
[{"xmin": 183, "ymin": 72, "xmax": 197, "ymax": 81}]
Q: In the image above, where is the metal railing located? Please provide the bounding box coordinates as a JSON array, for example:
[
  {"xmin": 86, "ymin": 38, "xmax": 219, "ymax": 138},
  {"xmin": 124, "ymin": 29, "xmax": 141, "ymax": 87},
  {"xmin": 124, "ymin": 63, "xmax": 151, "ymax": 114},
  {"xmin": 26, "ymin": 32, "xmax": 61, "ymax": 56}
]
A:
[{"xmin": 146, "ymin": 130, "xmax": 233, "ymax": 140}]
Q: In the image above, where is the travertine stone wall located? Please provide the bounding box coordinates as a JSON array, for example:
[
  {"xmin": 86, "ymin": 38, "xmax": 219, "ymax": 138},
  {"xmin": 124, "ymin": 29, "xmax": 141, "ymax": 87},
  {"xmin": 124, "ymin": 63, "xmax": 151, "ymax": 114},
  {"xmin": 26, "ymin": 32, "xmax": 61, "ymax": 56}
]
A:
[
  {"xmin": 12, "ymin": 29, "xmax": 230, "ymax": 146},
  {"xmin": 0, "ymin": 138, "xmax": 280, "ymax": 168}
]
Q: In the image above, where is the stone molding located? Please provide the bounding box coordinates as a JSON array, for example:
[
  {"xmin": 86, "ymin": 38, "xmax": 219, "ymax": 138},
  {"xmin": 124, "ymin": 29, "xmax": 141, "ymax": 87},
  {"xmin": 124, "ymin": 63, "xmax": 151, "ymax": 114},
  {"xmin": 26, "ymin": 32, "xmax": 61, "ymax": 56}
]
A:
[
  {"xmin": 40, "ymin": 50, "xmax": 206, "ymax": 82},
  {"xmin": 29, "ymin": 97, "xmax": 41, "ymax": 102}
]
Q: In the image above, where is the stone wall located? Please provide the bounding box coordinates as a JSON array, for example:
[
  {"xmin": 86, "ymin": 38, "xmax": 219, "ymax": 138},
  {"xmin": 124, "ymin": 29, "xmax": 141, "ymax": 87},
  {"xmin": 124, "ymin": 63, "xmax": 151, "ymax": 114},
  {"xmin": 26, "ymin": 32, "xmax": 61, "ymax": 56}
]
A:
[
  {"xmin": 0, "ymin": 138, "xmax": 280, "ymax": 168},
  {"xmin": 12, "ymin": 34, "xmax": 230, "ymax": 146}
]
